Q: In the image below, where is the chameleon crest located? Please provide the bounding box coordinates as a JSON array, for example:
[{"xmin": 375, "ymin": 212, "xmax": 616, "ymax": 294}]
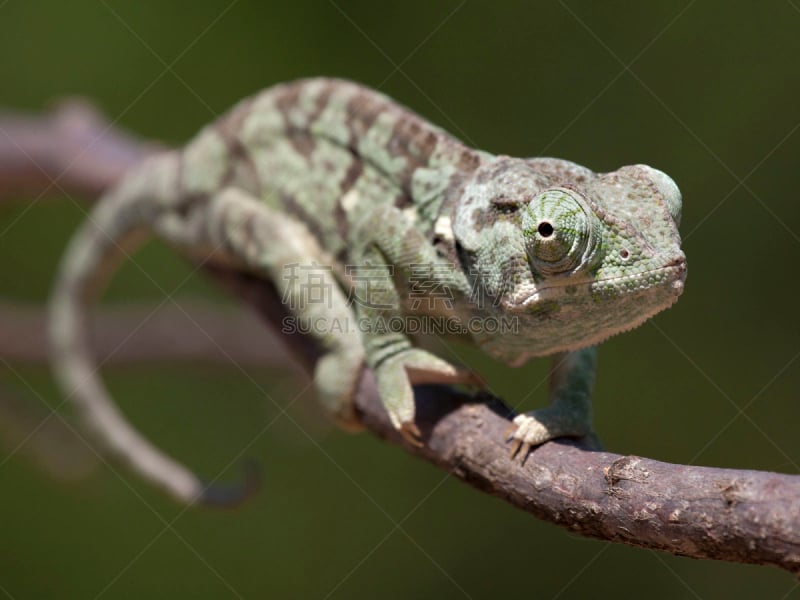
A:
[{"xmin": 48, "ymin": 79, "xmax": 686, "ymax": 504}]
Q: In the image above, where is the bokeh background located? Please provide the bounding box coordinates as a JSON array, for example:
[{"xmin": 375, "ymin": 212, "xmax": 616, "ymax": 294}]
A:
[{"xmin": 1, "ymin": 1, "xmax": 799, "ymax": 598}]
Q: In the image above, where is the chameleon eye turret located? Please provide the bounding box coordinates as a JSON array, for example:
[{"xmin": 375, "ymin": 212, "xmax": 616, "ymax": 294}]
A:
[{"xmin": 522, "ymin": 188, "xmax": 600, "ymax": 277}]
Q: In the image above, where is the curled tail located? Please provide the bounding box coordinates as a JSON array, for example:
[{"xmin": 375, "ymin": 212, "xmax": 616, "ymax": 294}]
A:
[{"xmin": 48, "ymin": 153, "xmax": 257, "ymax": 506}]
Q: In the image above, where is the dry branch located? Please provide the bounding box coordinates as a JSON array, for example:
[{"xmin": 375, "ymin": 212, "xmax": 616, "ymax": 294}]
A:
[
  {"xmin": 0, "ymin": 300, "xmax": 300, "ymax": 370},
  {"xmin": 360, "ymin": 380, "xmax": 800, "ymax": 574},
  {"xmin": 0, "ymin": 99, "xmax": 158, "ymax": 199},
  {"xmin": 1, "ymin": 100, "xmax": 799, "ymax": 574}
]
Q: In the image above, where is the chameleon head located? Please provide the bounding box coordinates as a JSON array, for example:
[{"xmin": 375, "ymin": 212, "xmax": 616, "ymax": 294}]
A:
[{"xmin": 452, "ymin": 157, "xmax": 686, "ymax": 364}]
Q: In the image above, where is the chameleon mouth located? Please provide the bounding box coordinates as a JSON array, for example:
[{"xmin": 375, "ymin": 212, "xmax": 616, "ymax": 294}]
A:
[{"xmin": 519, "ymin": 259, "xmax": 687, "ymax": 307}]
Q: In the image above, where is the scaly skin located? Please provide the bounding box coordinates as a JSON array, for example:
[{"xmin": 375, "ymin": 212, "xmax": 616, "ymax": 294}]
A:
[{"xmin": 48, "ymin": 78, "xmax": 686, "ymax": 505}]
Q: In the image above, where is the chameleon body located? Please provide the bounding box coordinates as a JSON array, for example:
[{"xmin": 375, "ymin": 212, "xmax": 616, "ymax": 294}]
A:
[{"xmin": 48, "ymin": 79, "xmax": 686, "ymax": 504}]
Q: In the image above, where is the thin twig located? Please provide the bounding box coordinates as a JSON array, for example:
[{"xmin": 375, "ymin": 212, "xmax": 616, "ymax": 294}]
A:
[{"xmin": 0, "ymin": 300, "xmax": 300, "ymax": 370}]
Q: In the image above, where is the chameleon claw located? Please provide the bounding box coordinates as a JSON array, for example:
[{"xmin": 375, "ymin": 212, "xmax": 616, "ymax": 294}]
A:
[
  {"xmin": 507, "ymin": 435, "xmax": 533, "ymax": 464},
  {"xmin": 508, "ymin": 438, "xmax": 523, "ymax": 459},
  {"xmin": 399, "ymin": 421, "xmax": 424, "ymax": 447},
  {"xmin": 518, "ymin": 442, "xmax": 532, "ymax": 465},
  {"xmin": 506, "ymin": 418, "xmax": 535, "ymax": 463}
]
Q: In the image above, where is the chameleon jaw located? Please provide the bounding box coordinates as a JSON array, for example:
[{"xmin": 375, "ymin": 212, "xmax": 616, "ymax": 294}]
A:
[
  {"xmin": 505, "ymin": 290, "xmax": 683, "ymax": 368},
  {"xmin": 516, "ymin": 259, "xmax": 687, "ymax": 309},
  {"xmin": 498, "ymin": 260, "xmax": 686, "ymax": 367}
]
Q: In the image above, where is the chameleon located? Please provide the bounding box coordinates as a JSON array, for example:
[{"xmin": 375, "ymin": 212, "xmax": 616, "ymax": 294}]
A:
[{"xmin": 48, "ymin": 78, "xmax": 686, "ymax": 505}]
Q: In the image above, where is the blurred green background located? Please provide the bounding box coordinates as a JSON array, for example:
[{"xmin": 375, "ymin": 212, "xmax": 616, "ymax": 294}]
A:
[{"xmin": 1, "ymin": 1, "xmax": 799, "ymax": 598}]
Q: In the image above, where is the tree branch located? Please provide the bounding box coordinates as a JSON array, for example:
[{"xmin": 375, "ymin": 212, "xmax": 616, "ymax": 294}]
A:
[
  {"xmin": 0, "ymin": 98, "xmax": 159, "ymax": 200},
  {"xmin": 2, "ymin": 100, "xmax": 799, "ymax": 574},
  {"xmin": 360, "ymin": 380, "xmax": 800, "ymax": 575},
  {"xmin": 0, "ymin": 300, "xmax": 300, "ymax": 371}
]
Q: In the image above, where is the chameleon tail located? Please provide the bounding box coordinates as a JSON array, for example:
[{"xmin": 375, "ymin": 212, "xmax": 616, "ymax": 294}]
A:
[{"xmin": 48, "ymin": 153, "xmax": 256, "ymax": 507}]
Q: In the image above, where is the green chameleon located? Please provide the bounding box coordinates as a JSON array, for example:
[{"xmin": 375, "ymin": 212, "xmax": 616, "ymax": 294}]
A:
[{"xmin": 49, "ymin": 78, "xmax": 686, "ymax": 505}]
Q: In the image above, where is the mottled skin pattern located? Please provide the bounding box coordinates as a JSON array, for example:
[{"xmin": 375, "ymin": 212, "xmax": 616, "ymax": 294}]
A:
[{"xmin": 48, "ymin": 79, "xmax": 686, "ymax": 504}]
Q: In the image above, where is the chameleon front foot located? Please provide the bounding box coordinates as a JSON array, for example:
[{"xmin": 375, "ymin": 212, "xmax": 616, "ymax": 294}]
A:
[
  {"xmin": 504, "ymin": 409, "xmax": 593, "ymax": 463},
  {"xmin": 504, "ymin": 414, "xmax": 548, "ymax": 463}
]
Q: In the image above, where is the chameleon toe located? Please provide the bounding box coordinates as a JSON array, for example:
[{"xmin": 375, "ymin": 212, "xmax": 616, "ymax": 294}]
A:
[
  {"xmin": 399, "ymin": 421, "xmax": 424, "ymax": 447},
  {"xmin": 508, "ymin": 438, "xmax": 523, "ymax": 459}
]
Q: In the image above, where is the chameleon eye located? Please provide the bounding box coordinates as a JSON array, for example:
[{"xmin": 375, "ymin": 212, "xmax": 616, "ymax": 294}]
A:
[
  {"xmin": 537, "ymin": 222, "xmax": 554, "ymax": 237},
  {"xmin": 522, "ymin": 188, "xmax": 599, "ymax": 276}
]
